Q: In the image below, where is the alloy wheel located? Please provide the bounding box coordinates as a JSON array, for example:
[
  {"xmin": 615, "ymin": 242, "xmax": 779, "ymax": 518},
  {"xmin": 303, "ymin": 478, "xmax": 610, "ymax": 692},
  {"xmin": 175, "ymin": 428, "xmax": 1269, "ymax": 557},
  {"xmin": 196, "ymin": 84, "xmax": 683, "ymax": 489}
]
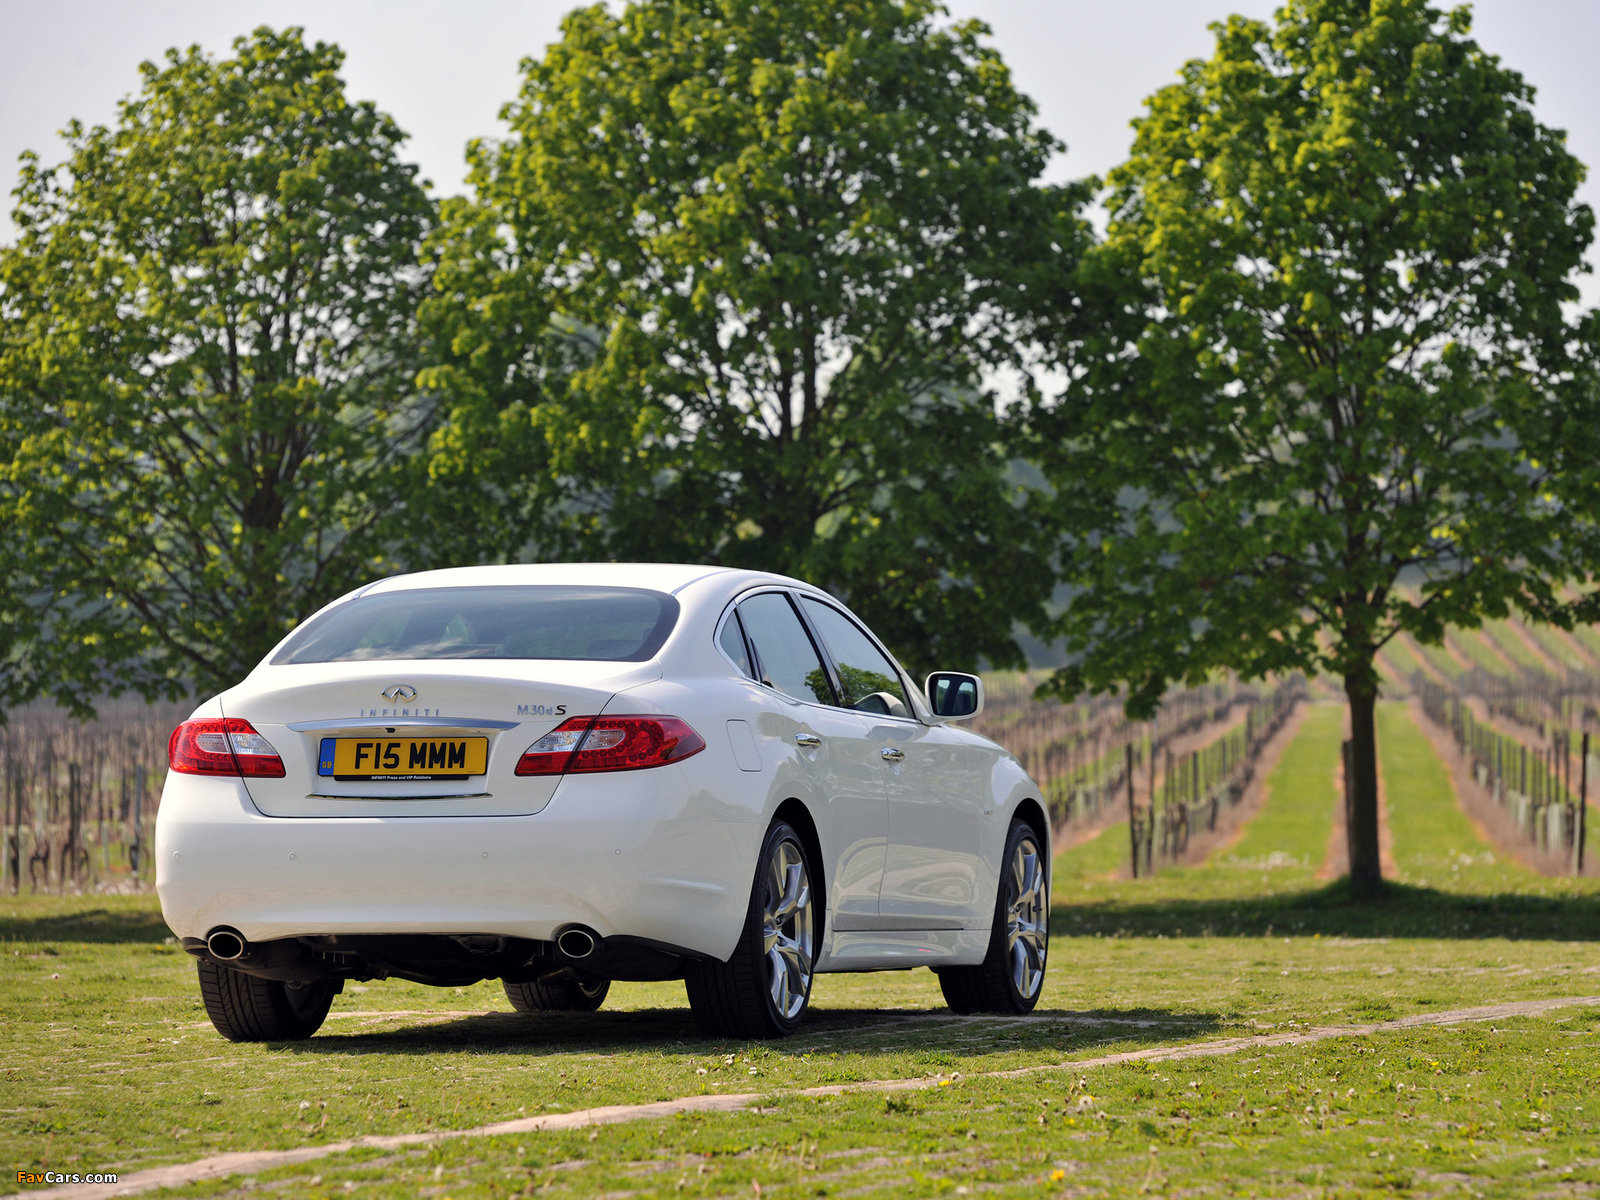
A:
[
  {"xmin": 761, "ymin": 836, "xmax": 815, "ymax": 1020},
  {"xmin": 1005, "ymin": 835, "xmax": 1047, "ymax": 999}
]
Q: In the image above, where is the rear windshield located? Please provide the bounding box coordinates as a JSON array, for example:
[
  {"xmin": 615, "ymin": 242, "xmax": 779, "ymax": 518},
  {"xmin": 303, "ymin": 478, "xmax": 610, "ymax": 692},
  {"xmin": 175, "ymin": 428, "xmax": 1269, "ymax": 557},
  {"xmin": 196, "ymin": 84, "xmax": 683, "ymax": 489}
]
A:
[{"xmin": 272, "ymin": 586, "xmax": 679, "ymax": 664}]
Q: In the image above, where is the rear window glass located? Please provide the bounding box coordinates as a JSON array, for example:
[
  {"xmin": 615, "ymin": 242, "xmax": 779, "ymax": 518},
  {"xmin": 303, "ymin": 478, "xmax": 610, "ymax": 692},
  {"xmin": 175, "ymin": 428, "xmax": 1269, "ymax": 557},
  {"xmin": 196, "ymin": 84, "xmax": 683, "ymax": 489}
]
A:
[{"xmin": 272, "ymin": 586, "xmax": 679, "ymax": 664}]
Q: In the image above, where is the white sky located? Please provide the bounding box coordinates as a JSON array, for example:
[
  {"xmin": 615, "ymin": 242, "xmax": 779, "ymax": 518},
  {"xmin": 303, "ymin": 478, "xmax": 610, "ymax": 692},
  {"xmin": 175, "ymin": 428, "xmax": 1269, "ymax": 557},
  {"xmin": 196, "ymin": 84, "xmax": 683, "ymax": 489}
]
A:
[{"xmin": 2, "ymin": 0, "xmax": 1596, "ymax": 306}]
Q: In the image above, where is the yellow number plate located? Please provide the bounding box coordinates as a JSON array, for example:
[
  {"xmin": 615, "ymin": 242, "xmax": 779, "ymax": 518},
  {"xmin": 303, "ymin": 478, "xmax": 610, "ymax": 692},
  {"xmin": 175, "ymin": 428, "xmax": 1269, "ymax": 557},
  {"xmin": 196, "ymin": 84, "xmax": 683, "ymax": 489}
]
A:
[{"xmin": 321, "ymin": 737, "xmax": 488, "ymax": 780}]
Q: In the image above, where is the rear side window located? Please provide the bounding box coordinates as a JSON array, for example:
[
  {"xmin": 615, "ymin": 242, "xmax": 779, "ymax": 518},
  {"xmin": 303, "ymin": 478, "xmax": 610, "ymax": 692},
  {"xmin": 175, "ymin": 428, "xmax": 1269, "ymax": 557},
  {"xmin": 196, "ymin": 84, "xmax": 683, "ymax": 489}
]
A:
[
  {"xmin": 800, "ymin": 598, "xmax": 911, "ymax": 717},
  {"xmin": 736, "ymin": 593, "xmax": 834, "ymax": 705},
  {"xmin": 272, "ymin": 586, "xmax": 679, "ymax": 663},
  {"xmin": 718, "ymin": 610, "xmax": 754, "ymax": 677}
]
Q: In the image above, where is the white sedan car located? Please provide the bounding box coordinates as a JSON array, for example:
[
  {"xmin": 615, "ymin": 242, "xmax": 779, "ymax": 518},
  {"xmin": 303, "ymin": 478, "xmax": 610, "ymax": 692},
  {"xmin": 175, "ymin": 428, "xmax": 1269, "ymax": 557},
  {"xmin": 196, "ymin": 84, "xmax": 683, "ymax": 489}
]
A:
[{"xmin": 156, "ymin": 564, "xmax": 1049, "ymax": 1040}]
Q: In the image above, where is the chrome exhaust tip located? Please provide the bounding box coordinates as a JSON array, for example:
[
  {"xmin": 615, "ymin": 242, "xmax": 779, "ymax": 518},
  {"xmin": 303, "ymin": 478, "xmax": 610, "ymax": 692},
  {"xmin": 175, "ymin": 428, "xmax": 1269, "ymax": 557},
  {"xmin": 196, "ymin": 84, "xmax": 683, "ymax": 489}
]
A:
[
  {"xmin": 206, "ymin": 927, "xmax": 247, "ymax": 961},
  {"xmin": 555, "ymin": 926, "xmax": 599, "ymax": 960}
]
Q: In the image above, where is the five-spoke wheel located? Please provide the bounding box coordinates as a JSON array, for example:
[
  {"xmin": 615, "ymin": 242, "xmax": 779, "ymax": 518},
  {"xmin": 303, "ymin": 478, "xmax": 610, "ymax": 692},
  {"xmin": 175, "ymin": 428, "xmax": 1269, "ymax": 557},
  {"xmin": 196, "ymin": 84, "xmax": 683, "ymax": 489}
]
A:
[
  {"xmin": 762, "ymin": 833, "xmax": 816, "ymax": 1021},
  {"xmin": 1004, "ymin": 830, "xmax": 1048, "ymax": 1000}
]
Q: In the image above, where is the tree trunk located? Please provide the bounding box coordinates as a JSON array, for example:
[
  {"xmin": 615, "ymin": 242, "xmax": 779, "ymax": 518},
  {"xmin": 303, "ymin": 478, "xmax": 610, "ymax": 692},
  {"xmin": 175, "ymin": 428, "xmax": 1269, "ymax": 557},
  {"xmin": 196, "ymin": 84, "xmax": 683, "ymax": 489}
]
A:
[{"xmin": 1344, "ymin": 676, "xmax": 1383, "ymax": 885}]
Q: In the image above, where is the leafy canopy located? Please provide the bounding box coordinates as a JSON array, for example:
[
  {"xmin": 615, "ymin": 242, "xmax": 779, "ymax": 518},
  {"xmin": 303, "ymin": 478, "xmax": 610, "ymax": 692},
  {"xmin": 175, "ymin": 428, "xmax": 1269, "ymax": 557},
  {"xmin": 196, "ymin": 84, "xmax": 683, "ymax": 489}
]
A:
[
  {"xmin": 423, "ymin": 0, "xmax": 1087, "ymax": 673},
  {"xmin": 1036, "ymin": 0, "xmax": 1598, "ymax": 718},
  {"xmin": 0, "ymin": 27, "xmax": 435, "ymax": 709}
]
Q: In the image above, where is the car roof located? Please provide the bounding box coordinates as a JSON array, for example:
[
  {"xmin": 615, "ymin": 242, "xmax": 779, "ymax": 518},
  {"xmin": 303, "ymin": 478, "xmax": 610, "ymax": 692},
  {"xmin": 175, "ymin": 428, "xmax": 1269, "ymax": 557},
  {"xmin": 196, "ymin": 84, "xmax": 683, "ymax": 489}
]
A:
[{"xmin": 359, "ymin": 562, "xmax": 817, "ymax": 598}]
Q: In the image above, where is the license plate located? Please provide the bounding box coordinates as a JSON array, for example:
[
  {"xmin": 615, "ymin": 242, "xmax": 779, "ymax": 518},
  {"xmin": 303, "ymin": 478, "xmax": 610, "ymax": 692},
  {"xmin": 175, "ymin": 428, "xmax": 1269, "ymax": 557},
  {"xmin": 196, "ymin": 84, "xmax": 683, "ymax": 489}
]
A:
[{"xmin": 318, "ymin": 737, "xmax": 489, "ymax": 780}]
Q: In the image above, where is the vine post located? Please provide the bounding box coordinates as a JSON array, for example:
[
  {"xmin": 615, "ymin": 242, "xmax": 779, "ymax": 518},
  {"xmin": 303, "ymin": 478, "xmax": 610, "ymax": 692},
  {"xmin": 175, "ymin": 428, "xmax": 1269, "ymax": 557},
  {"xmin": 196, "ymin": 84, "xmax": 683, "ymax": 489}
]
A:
[
  {"xmin": 1578, "ymin": 732, "xmax": 1589, "ymax": 876},
  {"xmin": 1126, "ymin": 742, "xmax": 1138, "ymax": 879}
]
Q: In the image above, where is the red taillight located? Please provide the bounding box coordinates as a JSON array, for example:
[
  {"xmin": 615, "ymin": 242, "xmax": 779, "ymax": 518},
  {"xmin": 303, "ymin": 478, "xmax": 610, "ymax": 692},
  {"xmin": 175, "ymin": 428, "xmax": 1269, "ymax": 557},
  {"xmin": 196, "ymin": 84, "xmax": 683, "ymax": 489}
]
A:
[
  {"xmin": 515, "ymin": 715, "xmax": 705, "ymax": 777},
  {"xmin": 514, "ymin": 716, "xmax": 596, "ymax": 776},
  {"xmin": 569, "ymin": 716, "xmax": 706, "ymax": 772},
  {"xmin": 168, "ymin": 718, "xmax": 286, "ymax": 778}
]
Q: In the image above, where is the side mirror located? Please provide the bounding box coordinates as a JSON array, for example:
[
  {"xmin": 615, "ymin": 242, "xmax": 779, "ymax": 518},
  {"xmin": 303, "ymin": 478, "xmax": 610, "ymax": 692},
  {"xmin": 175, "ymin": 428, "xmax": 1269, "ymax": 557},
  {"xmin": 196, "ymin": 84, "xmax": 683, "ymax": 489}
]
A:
[{"xmin": 925, "ymin": 672, "xmax": 984, "ymax": 720}]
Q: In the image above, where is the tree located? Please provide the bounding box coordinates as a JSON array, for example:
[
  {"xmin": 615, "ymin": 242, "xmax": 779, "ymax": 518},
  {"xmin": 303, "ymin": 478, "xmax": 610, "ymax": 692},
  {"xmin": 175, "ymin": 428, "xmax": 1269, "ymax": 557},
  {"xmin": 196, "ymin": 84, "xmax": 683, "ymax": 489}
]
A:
[
  {"xmin": 0, "ymin": 28, "xmax": 435, "ymax": 711},
  {"xmin": 422, "ymin": 0, "xmax": 1087, "ymax": 673},
  {"xmin": 1031, "ymin": 0, "xmax": 1598, "ymax": 883}
]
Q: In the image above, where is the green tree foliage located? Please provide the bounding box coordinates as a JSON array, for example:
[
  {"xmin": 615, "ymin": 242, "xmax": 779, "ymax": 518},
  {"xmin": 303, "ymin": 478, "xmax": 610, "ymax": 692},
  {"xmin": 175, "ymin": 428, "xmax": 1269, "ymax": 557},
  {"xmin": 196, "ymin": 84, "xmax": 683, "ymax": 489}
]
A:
[
  {"xmin": 422, "ymin": 0, "xmax": 1086, "ymax": 674},
  {"xmin": 0, "ymin": 28, "xmax": 435, "ymax": 710},
  {"xmin": 1031, "ymin": 0, "xmax": 1598, "ymax": 882}
]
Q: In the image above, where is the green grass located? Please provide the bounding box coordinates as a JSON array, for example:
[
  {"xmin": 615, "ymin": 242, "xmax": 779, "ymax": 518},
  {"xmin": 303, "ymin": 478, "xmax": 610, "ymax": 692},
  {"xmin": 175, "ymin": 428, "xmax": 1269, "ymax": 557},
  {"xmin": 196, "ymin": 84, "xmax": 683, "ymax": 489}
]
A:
[
  {"xmin": 1377, "ymin": 636, "xmax": 1425, "ymax": 684},
  {"xmin": 1569, "ymin": 623, "xmax": 1600, "ymax": 662},
  {"xmin": 1206, "ymin": 703, "xmax": 1341, "ymax": 878},
  {"xmin": 114, "ymin": 1012, "xmax": 1600, "ymax": 1200},
  {"xmin": 1055, "ymin": 702, "xmax": 1339, "ymax": 900},
  {"xmin": 1522, "ymin": 621, "xmax": 1593, "ymax": 673},
  {"xmin": 1377, "ymin": 702, "xmax": 1544, "ymax": 893},
  {"xmin": 1449, "ymin": 628, "xmax": 1515, "ymax": 678},
  {"xmin": 1052, "ymin": 702, "xmax": 1337, "ymax": 890},
  {"xmin": 1409, "ymin": 634, "xmax": 1465, "ymax": 681},
  {"xmin": 1053, "ymin": 820, "xmax": 1133, "ymax": 884},
  {"xmin": 5, "ymin": 709, "xmax": 1600, "ymax": 1196},
  {"xmin": 1482, "ymin": 620, "xmax": 1556, "ymax": 678}
]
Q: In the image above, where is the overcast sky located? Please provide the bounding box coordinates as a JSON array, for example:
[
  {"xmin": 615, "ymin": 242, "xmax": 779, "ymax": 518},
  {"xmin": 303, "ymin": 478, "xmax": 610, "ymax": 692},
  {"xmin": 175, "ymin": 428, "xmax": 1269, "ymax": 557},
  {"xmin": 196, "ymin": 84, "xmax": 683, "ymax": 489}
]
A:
[{"xmin": 2, "ymin": 0, "xmax": 1596, "ymax": 304}]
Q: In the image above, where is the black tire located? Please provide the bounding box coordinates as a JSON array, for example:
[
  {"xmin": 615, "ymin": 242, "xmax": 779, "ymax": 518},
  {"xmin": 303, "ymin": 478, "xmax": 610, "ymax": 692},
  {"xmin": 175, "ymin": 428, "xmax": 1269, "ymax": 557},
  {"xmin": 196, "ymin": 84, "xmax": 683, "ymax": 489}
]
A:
[
  {"xmin": 685, "ymin": 819, "xmax": 820, "ymax": 1039},
  {"xmin": 503, "ymin": 971, "xmax": 610, "ymax": 1013},
  {"xmin": 196, "ymin": 960, "xmax": 338, "ymax": 1041},
  {"xmin": 938, "ymin": 818, "xmax": 1048, "ymax": 1014}
]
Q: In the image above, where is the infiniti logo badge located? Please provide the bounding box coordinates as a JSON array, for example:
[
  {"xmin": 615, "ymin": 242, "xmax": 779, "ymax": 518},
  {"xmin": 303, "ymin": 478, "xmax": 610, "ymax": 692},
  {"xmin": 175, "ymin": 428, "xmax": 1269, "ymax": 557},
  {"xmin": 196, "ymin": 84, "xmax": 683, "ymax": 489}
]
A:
[{"xmin": 381, "ymin": 685, "xmax": 418, "ymax": 702}]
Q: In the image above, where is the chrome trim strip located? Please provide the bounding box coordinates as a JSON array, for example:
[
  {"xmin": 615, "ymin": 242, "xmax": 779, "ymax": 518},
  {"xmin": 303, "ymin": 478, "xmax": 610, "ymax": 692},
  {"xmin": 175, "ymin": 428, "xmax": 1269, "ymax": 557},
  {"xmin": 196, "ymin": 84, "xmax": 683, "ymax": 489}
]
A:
[
  {"xmin": 285, "ymin": 717, "xmax": 521, "ymax": 732},
  {"xmin": 830, "ymin": 915, "xmax": 969, "ymax": 932},
  {"xmin": 303, "ymin": 792, "xmax": 493, "ymax": 801}
]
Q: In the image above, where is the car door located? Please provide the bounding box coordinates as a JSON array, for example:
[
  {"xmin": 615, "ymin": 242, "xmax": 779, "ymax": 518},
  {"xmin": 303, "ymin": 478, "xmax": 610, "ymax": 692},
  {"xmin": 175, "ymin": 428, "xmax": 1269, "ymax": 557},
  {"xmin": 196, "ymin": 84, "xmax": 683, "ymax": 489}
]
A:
[
  {"xmin": 798, "ymin": 597, "xmax": 985, "ymax": 927},
  {"xmin": 728, "ymin": 591, "xmax": 888, "ymax": 924}
]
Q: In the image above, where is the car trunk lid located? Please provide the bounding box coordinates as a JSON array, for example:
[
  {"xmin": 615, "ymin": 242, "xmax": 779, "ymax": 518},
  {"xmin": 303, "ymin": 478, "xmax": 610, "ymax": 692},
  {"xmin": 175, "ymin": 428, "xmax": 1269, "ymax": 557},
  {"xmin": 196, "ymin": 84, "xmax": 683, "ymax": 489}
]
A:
[{"xmin": 221, "ymin": 660, "xmax": 660, "ymax": 817}]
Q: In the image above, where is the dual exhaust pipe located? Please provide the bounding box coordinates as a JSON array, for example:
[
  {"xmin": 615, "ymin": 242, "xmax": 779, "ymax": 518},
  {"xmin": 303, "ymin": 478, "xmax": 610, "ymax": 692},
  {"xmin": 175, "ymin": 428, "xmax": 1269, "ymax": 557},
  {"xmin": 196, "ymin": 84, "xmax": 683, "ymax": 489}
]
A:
[{"xmin": 206, "ymin": 924, "xmax": 604, "ymax": 964}]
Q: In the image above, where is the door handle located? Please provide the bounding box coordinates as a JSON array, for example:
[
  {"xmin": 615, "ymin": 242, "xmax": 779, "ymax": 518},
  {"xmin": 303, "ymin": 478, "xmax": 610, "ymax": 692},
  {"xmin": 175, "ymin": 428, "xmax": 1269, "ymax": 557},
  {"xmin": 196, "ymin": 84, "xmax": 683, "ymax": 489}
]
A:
[
  {"xmin": 880, "ymin": 747, "xmax": 906, "ymax": 762},
  {"xmin": 794, "ymin": 732, "xmax": 822, "ymax": 749}
]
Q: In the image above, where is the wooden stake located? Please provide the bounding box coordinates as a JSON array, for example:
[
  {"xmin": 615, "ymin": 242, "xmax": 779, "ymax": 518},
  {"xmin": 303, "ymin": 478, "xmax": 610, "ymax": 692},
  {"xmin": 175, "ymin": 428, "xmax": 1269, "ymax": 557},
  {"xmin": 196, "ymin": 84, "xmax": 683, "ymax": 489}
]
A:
[
  {"xmin": 1126, "ymin": 742, "xmax": 1138, "ymax": 879},
  {"xmin": 1578, "ymin": 732, "xmax": 1588, "ymax": 876}
]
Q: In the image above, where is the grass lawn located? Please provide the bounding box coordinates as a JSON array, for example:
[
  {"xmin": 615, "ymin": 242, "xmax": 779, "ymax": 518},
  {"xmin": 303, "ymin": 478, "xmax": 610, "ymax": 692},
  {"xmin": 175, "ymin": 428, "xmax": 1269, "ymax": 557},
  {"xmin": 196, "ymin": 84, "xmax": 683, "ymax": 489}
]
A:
[
  {"xmin": 1377, "ymin": 636, "xmax": 1426, "ymax": 685},
  {"xmin": 1377, "ymin": 702, "xmax": 1548, "ymax": 895},
  {"xmin": 1449, "ymin": 629, "xmax": 1514, "ymax": 678},
  {"xmin": 1207, "ymin": 702, "xmax": 1342, "ymax": 877},
  {"xmin": 1412, "ymin": 637, "xmax": 1467, "ymax": 682},
  {"xmin": 4, "ymin": 703, "xmax": 1600, "ymax": 1197}
]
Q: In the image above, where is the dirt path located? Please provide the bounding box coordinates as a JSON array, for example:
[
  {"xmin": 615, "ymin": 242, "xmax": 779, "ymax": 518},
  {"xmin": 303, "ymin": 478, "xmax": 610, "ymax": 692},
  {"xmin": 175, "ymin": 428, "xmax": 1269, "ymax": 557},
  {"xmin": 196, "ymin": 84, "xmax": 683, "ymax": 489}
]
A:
[
  {"xmin": 1320, "ymin": 706, "xmax": 1396, "ymax": 879},
  {"xmin": 27, "ymin": 994, "xmax": 1600, "ymax": 1200}
]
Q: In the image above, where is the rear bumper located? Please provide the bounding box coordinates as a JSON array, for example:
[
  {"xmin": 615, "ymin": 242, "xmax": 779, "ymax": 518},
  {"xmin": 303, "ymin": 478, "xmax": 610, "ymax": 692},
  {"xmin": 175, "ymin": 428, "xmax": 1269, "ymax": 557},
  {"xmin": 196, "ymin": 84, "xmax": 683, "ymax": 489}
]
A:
[{"xmin": 154, "ymin": 767, "xmax": 755, "ymax": 962}]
